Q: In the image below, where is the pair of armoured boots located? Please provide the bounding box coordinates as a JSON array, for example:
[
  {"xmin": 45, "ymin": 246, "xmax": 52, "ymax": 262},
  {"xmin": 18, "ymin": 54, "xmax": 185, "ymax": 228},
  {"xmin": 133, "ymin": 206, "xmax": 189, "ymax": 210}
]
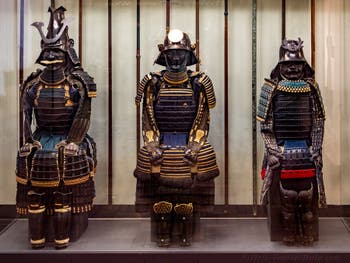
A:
[
  {"xmin": 280, "ymin": 183, "xmax": 315, "ymax": 246},
  {"xmin": 153, "ymin": 201, "xmax": 193, "ymax": 247},
  {"xmin": 28, "ymin": 191, "xmax": 72, "ymax": 249}
]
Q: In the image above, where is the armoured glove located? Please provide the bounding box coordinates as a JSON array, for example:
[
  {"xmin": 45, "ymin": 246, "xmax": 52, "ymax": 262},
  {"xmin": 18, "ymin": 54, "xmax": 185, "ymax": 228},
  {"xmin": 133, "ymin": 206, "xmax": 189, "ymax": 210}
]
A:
[
  {"xmin": 19, "ymin": 140, "xmax": 42, "ymax": 157},
  {"xmin": 267, "ymin": 150, "xmax": 284, "ymax": 170},
  {"xmin": 148, "ymin": 146, "xmax": 163, "ymax": 165},
  {"xmin": 310, "ymin": 149, "xmax": 322, "ymax": 168},
  {"xmin": 183, "ymin": 149, "xmax": 197, "ymax": 165},
  {"xmin": 55, "ymin": 140, "xmax": 80, "ymax": 156},
  {"xmin": 183, "ymin": 142, "xmax": 201, "ymax": 165}
]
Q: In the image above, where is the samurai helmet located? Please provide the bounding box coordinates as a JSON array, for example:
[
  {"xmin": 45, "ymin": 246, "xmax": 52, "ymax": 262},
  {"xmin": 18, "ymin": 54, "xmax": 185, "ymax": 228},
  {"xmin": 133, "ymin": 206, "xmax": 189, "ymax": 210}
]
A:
[
  {"xmin": 32, "ymin": 0, "xmax": 80, "ymax": 66},
  {"xmin": 270, "ymin": 38, "xmax": 314, "ymax": 80},
  {"xmin": 279, "ymin": 38, "xmax": 306, "ymax": 63},
  {"xmin": 155, "ymin": 29, "xmax": 198, "ymax": 66}
]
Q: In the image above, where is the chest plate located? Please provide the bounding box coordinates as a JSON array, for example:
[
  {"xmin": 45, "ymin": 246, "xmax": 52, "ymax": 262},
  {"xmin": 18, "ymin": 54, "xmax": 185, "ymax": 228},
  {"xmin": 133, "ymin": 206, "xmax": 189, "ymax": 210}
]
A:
[
  {"xmin": 154, "ymin": 82, "xmax": 197, "ymax": 133},
  {"xmin": 273, "ymin": 90, "xmax": 312, "ymax": 143},
  {"xmin": 31, "ymin": 82, "xmax": 80, "ymax": 134}
]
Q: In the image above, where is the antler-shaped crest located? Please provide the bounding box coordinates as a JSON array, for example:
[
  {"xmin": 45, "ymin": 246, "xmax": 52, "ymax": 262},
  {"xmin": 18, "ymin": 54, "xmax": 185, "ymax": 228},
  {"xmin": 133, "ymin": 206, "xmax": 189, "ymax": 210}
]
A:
[
  {"xmin": 31, "ymin": 0, "xmax": 69, "ymax": 45},
  {"xmin": 282, "ymin": 37, "xmax": 304, "ymax": 52}
]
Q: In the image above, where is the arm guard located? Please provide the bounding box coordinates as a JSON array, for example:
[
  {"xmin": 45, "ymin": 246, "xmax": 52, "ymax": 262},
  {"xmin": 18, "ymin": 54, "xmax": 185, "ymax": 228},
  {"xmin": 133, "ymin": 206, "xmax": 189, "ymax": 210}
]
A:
[
  {"xmin": 186, "ymin": 73, "xmax": 214, "ymax": 157},
  {"xmin": 136, "ymin": 74, "xmax": 151, "ymax": 105},
  {"xmin": 257, "ymin": 80, "xmax": 281, "ymax": 156},
  {"xmin": 256, "ymin": 79, "xmax": 276, "ymax": 122},
  {"xmin": 196, "ymin": 72, "xmax": 216, "ymax": 109},
  {"xmin": 187, "ymin": 92, "xmax": 209, "ymax": 154},
  {"xmin": 308, "ymin": 80, "xmax": 327, "ymax": 207},
  {"xmin": 309, "ymin": 81, "xmax": 325, "ymax": 154},
  {"xmin": 140, "ymin": 74, "xmax": 161, "ymax": 151},
  {"xmin": 260, "ymin": 113, "xmax": 282, "ymax": 156},
  {"xmin": 21, "ymin": 70, "xmax": 42, "ymax": 143},
  {"xmin": 23, "ymin": 90, "xmax": 34, "ymax": 143},
  {"xmin": 66, "ymin": 69, "xmax": 96, "ymax": 144}
]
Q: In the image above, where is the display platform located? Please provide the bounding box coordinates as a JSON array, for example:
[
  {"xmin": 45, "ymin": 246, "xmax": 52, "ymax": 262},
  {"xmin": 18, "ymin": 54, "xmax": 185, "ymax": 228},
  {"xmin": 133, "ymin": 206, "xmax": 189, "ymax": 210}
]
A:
[{"xmin": 0, "ymin": 218, "xmax": 350, "ymax": 263}]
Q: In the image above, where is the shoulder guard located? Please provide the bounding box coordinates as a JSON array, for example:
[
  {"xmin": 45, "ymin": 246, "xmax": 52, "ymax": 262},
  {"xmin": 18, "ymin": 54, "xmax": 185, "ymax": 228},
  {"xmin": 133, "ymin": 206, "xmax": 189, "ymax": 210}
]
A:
[
  {"xmin": 307, "ymin": 80, "xmax": 326, "ymax": 119},
  {"xmin": 189, "ymin": 71, "xmax": 201, "ymax": 78},
  {"xmin": 152, "ymin": 71, "xmax": 162, "ymax": 77},
  {"xmin": 256, "ymin": 79, "xmax": 277, "ymax": 122},
  {"xmin": 135, "ymin": 72, "xmax": 161, "ymax": 105},
  {"xmin": 21, "ymin": 69, "xmax": 42, "ymax": 93},
  {"xmin": 196, "ymin": 72, "xmax": 216, "ymax": 109},
  {"xmin": 135, "ymin": 74, "xmax": 152, "ymax": 105},
  {"xmin": 69, "ymin": 69, "xmax": 97, "ymax": 98}
]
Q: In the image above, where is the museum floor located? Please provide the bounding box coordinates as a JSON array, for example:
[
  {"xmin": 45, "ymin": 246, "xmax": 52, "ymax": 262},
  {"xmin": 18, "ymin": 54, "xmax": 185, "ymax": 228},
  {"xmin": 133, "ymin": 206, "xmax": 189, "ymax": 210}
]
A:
[{"xmin": 0, "ymin": 217, "xmax": 350, "ymax": 262}]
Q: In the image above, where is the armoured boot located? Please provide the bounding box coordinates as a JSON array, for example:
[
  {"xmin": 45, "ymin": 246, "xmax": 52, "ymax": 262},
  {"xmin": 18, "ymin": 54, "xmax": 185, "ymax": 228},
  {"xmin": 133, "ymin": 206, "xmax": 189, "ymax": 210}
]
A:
[
  {"xmin": 53, "ymin": 191, "xmax": 72, "ymax": 249},
  {"xmin": 153, "ymin": 201, "xmax": 173, "ymax": 247},
  {"xmin": 280, "ymin": 183, "xmax": 298, "ymax": 246},
  {"xmin": 27, "ymin": 191, "xmax": 46, "ymax": 249},
  {"xmin": 174, "ymin": 203, "xmax": 193, "ymax": 247},
  {"xmin": 298, "ymin": 184, "xmax": 314, "ymax": 246}
]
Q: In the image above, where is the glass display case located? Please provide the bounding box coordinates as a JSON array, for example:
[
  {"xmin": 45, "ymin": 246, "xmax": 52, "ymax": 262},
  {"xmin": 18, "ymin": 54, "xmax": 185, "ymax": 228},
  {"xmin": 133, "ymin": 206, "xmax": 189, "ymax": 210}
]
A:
[{"xmin": 1, "ymin": 0, "xmax": 350, "ymax": 261}]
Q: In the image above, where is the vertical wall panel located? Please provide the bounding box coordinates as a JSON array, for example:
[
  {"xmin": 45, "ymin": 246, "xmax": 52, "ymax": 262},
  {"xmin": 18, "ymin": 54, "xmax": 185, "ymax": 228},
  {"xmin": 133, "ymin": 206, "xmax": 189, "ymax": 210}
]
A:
[
  {"xmin": 256, "ymin": 0, "xmax": 282, "ymax": 202},
  {"xmin": 285, "ymin": 0, "xmax": 311, "ymax": 62},
  {"xmin": 82, "ymin": 0, "xmax": 109, "ymax": 204},
  {"xmin": 342, "ymin": 0, "xmax": 350, "ymax": 204},
  {"xmin": 171, "ymin": 0, "xmax": 195, "ymax": 36},
  {"xmin": 200, "ymin": 0, "xmax": 225, "ymax": 204},
  {"xmin": 315, "ymin": 0, "xmax": 343, "ymax": 204},
  {"xmin": 112, "ymin": 0, "xmax": 137, "ymax": 204},
  {"xmin": 228, "ymin": 0, "xmax": 253, "ymax": 204},
  {"xmin": 140, "ymin": 0, "xmax": 166, "ymax": 77},
  {"xmin": 0, "ymin": 0, "xmax": 18, "ymax": 203}
]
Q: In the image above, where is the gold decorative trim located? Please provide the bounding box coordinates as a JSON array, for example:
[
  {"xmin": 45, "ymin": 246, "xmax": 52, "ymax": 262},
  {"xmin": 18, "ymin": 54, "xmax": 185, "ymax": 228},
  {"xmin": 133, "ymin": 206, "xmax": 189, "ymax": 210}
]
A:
[
  {"xmin": 55, "ymin": 207, "xmax": 72, "ymax": 213},
  {"xmin": 158, "ymin": 93, "xmax": 192, "ymax": 97},
  {"xmin": 31, "ymin": 238, "xmax": 45, "ymax": 245},
  {"xmin": 194, "ymin": 129, "xmax": 205, "ymax": 143},
  {"xmin": 277, "ymin": 81, "xmax": 310, "ymax": 93},
  {"xmin": 153, "ymin": 201, "xmax": 173, "ymax": 214},
  {"xmin": 63, "ymin": 174, "xmax": 90, "ymax": 186},
  {"xmin": 159, "ymin": 88, "xmax": 192, "ymax": 93},
  {"xmin": 16, "ymin": 176, "xmax": 28, "ymax": 185},
  {"xmin": 28, "ymin": 207, "xmax": 46, "ymax": 214},
  {"xmin": 16, "ymin": 207, "xmax": 28, "ymax": 215},
  {"xmin": 163, "ymin": 72, "xmax": 188, "ymax": 85},
  {"xmin": 151, "ymin": 165, "xmax": 161, "ymax": 173},
  {"xmin": 34, "ymin": 84, "xmax": 44, "ymax": 106},
  {"xmin": 145, "ymin": 130, "xmax": 154, "ymax": 143},
  {"xmin": 190, "ymin": 165, "xmax": 198, "ymax": 173},
  {"xmin": 31, "ymin": 180, "xmax": 60, "ymax": 188},
  {"xmin": 39, "ymin": 76, "xmax": 66, "ymax": 85},
  {"xmin": 198, "ymin": 166, "xmax": 219, "ymax": 173},
  {"xmin": 40, "ymin": 59, "xmax": 64, "ymax": 65},
  {"xmin": 88, "ymin": 91, "xmax": 97, "ymax": 98},
  {"xmin": 174, "ymin": 203, "xmax": 193, "ymax": 215},
  {"xmin": 64, "ymin": 83, "xmax": 74, "ymax": 107},
  {"xmin": 256, "ymin": 116, "xmax": 265, "ymax": 122},
  {"xmin": 55, "ymin": 238, "xmax": 70, "ymax": 245},
  {"xmin": 160, "ymin": 174, "xmax": 191, "ymax": 178},
  {"xmin": 72, "ymin": 204, "xmax": 93, "ymax": 214}
]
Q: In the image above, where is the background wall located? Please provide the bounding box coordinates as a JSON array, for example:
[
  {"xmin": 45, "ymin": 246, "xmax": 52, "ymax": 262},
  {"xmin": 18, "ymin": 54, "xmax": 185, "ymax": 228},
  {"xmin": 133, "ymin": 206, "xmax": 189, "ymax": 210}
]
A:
[{"xmin": 0, "ymin": 0, "xmax": 348, "ymax": 207}]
